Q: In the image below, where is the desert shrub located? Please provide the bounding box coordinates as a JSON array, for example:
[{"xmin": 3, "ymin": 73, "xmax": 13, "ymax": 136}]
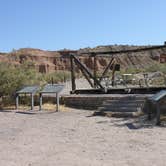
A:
[
  {"xmin": 120, "ymin": 68, "xmax": 143, "ymax": 74},
  {"xmin": 0, "ymin": 62, "xmax": 40, "ymax": 97},
  {"xmin": 43, "ymin": 71, "xmax": 70, "ymax": 84},
  {"xmin": 120, "ymin": 63, "xmax": 166, "ymax": 75},
  {"xmin": 0, "ymin": 62, "xmax": 71, "ymax": 103}
]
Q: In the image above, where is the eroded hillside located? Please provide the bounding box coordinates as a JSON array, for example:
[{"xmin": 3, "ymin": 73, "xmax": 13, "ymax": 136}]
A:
[{"xmin": 0, "ymin": 45, "xmax": 166, "ymax": 73}]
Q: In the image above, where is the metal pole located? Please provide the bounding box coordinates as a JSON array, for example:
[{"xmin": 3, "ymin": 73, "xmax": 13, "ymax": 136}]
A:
[
  {"xmin": 16, "ymin": 94, "xmax": 19, "ymax": 110},
  {"xmin": 31, "ymin": 93, "xmax": 34, "ymax": 111},
  {"xmin": 39, "ymin": 93, "xmax": 42, "ymax": 111},
  {"xmin": 56, "ymin": 93, "xmax": 59, "ymax": 112}
]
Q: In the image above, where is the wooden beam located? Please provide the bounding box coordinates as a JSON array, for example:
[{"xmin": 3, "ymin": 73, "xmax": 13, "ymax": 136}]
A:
[
  {"xmin": 70, "ymin": 56, "xmax": 76, "ymax": 92},
  {"xmin": 111, "ymin": 64, "xmax": 116, "ymax": 87},
  {"xmin": 93, "ymin": 55, "xmax": 97, "ymax": 88},
  {"xmin": 81, "ymin": 45, "xmax": 166, "ymax": 55},
  {"xmin": 79, "ymin": 67, "xmax": 94, "ymax": 88},
  {"xmin": 99, "ymin": 57, "xmax": 115, "ymax": 82},
  {"xmin": 71, "ymin": 54, "xmax": 103, "ymax": 89}
]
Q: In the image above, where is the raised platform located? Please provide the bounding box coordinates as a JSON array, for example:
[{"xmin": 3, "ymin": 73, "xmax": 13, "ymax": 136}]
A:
[
  {"xmin": 73, "ymin": 86, "xmax": 166, "ymax": 94},
  {"xmin": 62, "ymin": 94, "xmax": 152, "ymax": 110}
]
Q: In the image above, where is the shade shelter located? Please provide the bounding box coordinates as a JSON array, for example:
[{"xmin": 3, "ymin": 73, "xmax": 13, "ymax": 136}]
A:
[
  {"xmin": 39, "ymin": 84, "xmax": 64, "ymax": 112},
  {"xmin": 16, "ymin": 86, "xmax": 39, "ymax": 111}
]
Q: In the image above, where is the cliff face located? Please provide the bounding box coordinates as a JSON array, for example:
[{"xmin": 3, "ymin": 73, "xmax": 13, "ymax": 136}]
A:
[
  {"xmin": 0, "ymin": 48, "xmax": 69, "ymax": 72},
  {"xmin": 0, "ymin": 45, "xmax": 166, "ymax": 73}
]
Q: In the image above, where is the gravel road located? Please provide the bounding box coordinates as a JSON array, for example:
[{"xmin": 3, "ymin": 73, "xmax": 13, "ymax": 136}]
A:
[{"xmin": 0, "ymin": 108, "xmax": 166, "ymax": 166}]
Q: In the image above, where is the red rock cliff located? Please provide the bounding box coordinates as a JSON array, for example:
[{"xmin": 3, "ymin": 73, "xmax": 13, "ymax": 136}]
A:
[{"xmin": 0, "ymin": 45, "xmax": 166, "ymax": 73}]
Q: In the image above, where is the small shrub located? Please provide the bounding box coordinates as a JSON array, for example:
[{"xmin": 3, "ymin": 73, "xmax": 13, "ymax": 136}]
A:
[{"xmin": 43, "ymin": 71, "xmax": 70, "ymax": 84}]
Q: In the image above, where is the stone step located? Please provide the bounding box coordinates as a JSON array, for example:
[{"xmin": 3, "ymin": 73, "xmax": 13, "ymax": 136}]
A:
[
  {"xmin": 107, "ymin": 96, "xmax": 146, "ymax": 100},
  {"xmin": 95, "ymin": 96, "xmax": 146, "ymax": 118},
  {"xmin": 99, "ymin": 106, "xmax": 141, "ymax": 113},
  {"xmin": 102, "ymin": 103, "xmax": 144, "ymax": 108},
  {"xmin": 103, "ymin": 100, "xmax": 145, "ymax": 104},
  {"xmin": 103, "ymin": 99, "xmax": 145, "ymax": 103}
]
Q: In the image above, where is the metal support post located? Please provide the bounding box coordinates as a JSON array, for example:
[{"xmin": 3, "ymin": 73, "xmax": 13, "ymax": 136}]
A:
[
  {"xmin": 16, "ymin": 94, "xmax": 19, "ymax": 110},
  {"xmin": 56, "ymin": 93, "xmax": 59, "ymax": 112},
  {"xmin": 31, "ymin": 93, "xmax": 34, "ymax": 111},
  {"xmin": 39, "ymin": 93, "xmax": 42, "ymax": 111}
]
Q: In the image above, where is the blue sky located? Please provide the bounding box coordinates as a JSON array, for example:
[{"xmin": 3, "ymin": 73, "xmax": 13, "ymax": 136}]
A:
[{"xmin": 0, "ymin": 0, "xmax": 166, "ymax": 52}]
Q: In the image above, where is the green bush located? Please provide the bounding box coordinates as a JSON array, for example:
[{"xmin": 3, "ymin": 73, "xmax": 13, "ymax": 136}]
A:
[
  {"xmin": 0, "ymin": 62, "xmax": 71, "ymax": 102},
  {"xmin": 120, "ymin": 63, "xmax": 166, "ymax": 75},
  {"xmin": 0, "ymin": 62, "xmax": 40, "ymax": 97},
  {"xmin": 42, "ymin": 71, "xmax": 70, "ymax": 84},
  {"xmin": 145, "ymin": 64, "xmax": 166, "ymax": 74}
]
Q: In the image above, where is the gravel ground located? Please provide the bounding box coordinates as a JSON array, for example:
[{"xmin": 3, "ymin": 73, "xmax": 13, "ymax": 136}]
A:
[
  {"xmin": 0, "ymin": 108, "xmax": 166, "ymax": 166},
  {"xmin": 61, "ymin": 78, "xmax": 92, "ymax": 95}
]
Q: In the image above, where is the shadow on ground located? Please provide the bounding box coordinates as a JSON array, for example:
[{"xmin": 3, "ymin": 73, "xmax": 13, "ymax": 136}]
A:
[{"xmin": 90, "ymin": 112, "xmax": 166, "ymax": 129}]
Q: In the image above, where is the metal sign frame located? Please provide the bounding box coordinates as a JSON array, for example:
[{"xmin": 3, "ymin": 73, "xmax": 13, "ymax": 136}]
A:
[
  {"xmin": 39, "ymin": 84, "xmax": 64, "ymax": 112},
  {"xmin": 16, "ymin": 86, "xmax": 39, "ymax": 111}
]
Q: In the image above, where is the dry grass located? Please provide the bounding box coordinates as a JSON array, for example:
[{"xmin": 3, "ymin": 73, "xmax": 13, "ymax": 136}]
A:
[{"xmin": 1, "ymin": 103, "xmax": 70, "ymax": 112}]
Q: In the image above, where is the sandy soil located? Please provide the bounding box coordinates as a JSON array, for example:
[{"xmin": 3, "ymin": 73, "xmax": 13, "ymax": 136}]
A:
[{"xmin": 0, "ymin": 108, "xmax": 166, "ymax": 166}]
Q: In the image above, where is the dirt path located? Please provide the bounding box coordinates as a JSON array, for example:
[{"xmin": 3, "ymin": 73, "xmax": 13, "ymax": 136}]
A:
[{"xmin": 0, "ymin": 109, "xmax": 166, "ymax": 166}]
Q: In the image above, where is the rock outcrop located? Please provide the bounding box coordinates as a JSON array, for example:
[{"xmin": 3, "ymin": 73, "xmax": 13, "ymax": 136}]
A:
[{"xmin": 0, "ymin": 45, "xmax": 166, "ymax": 73}]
